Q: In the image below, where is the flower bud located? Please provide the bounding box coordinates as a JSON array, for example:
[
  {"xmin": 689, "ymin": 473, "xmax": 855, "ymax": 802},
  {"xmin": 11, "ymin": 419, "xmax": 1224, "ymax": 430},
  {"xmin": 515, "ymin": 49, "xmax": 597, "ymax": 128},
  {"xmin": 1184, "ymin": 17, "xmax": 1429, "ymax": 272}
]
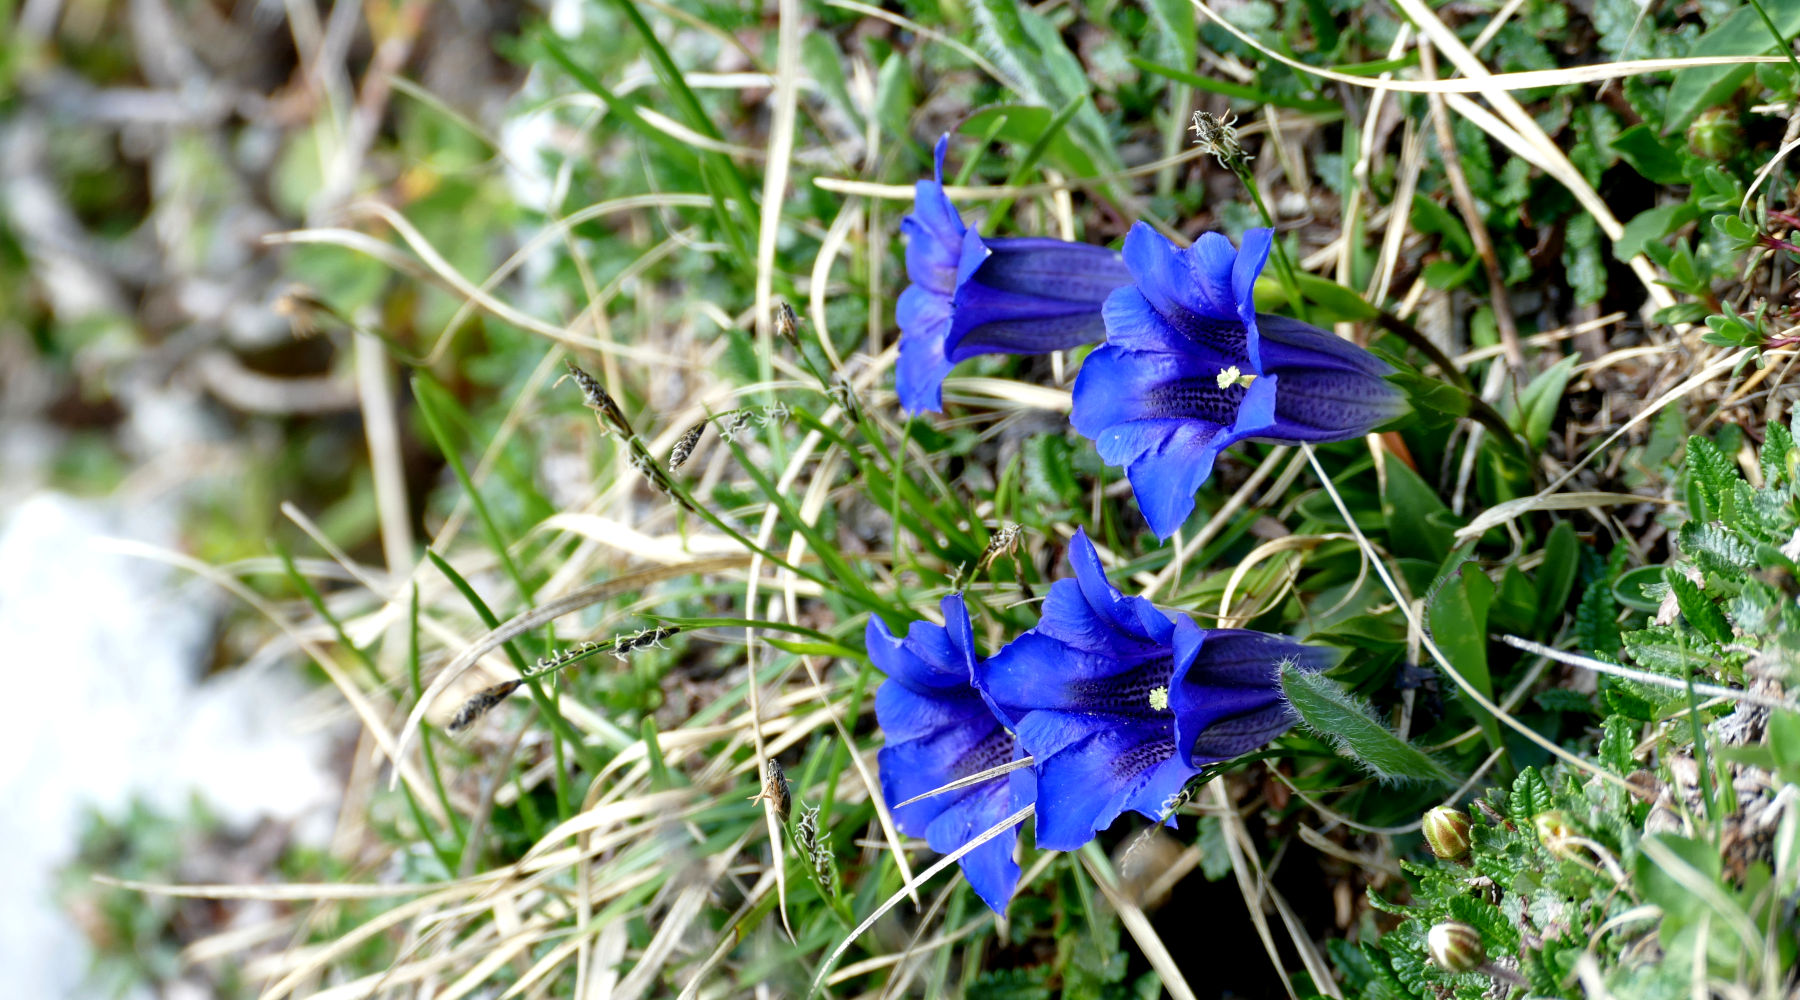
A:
[
  {"xmin": 1422, "ymin": 806, "xmax": 1472, "ymax": 861},
  {"xmin": 1426, "ymin": 921, "xmax": 1486, "ymax": 973},
  {"xmin": 1532, "ymin": 810, "xmax": 1575, "ymax": 854},
  {"xmin": 1686, "ymin": 109, "xmax": 1739, "ymax": 161}
]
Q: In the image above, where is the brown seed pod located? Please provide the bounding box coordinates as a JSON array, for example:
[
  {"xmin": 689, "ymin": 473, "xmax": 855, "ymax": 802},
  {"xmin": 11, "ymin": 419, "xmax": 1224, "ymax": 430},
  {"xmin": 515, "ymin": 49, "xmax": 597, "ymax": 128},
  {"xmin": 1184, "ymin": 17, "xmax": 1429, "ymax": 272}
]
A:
[
  {"xmin": 750, "ymin": 758, "xmax": 791, "ymax": 823},
  {"xmin": 669, "ymin": 420, "xmax": 708, "ymax": 472},
  {"xmin": 448, "ymin": 679, "xmax": 523, "ymax": 732}
]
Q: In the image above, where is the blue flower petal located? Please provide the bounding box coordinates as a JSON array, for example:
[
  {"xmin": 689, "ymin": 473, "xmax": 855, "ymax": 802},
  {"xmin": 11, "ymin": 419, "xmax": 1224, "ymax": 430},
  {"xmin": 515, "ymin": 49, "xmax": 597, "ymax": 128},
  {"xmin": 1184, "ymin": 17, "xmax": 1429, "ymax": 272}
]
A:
[
  {"xmin": 896, "ymin": 284, "xmax": 956, "ymax": 414},
  {"xmin": 1257, "ymin": 314, "xmax": 1394, "ymax": 377},
  {"xmin": 1170, "ymin": 629, "xmax": 1335, "ymax": 767},
  {"xmin": 922, "ymin": 779, "xmax": 1022, "ymax": 914},
  {"xmin": 1027, "ymin": 722, "xmax": 1194, "ymax": 850},
  {"xmin": 877, "ymin": 709, "xmax": 1000, "ymax": 833},
  {"xmin": 975, "ymin": 238, "xmax": 1133, "ymax": 301},
  {"xmin": 1266, "ymin": 367, "xmax": 1411, "ymax": 442},
  {"xmin": 1117, "ymin": 223, "xmax": 1254, "ymax": 360},
  {"xmin": 1065, "ymin": 527, "xmax": 1174, "ymax": 645},
  {"xmin": 1230, "ymin": 229, "xmax": 1273, "ymax": 371},
  {"xmin": 902, "ymin": 136, "xmax": 965, "ymax": 293}
]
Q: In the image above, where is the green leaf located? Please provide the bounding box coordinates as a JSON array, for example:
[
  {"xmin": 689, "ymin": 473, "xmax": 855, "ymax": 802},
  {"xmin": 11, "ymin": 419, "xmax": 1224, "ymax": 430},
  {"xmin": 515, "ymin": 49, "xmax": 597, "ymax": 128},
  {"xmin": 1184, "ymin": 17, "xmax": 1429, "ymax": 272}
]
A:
[
  {"xmin": 1140, "ymin": 0, "xmax": 1196, "ymax": 72},
  {"xmin": 1509, "ymin": 766, "xmax": 1552, "ymax": 821},
  {"xmin": 873, "ymin": 53, "xmax": 915, "ymax": 144},
  {"xmin": 960, "ymin": 105, "xmax": 1103, "ymax": 179},
  {"xmin": 1600, "ymin": 715, "xmax": 1637, "ymax": 774},
  {"xmin": 1615, "ymin": 202, "xmax": 1701, "ymax": 262},
  {"xmin": 1382, "ymin": 460, "xmax": 1459, "ymax": 562},
  {"xmin": 1664, "ymin": 3, "xmax": 1800, "ymax": 132},
  {"xmin": 1610, "ymin": 123, "xmax": 1688, "ymax": 184},
  {"xmin": 966, "ymin": 0, "xmax": 1120, "ymax": 172},
  {"xmin": 1685, "ymin": 434, "xmax": 1739, "ymax": 520},
  {"xmin": 1509, "ymin": 355, "xmax": 1579, "ymax": 451},
  {"xmin": 1613, "ymin": 564, "xmax": 1668, "ymax": 613},
  {"xmin": 1664, "ymin": 568, "xmax": 1733, "ymax": 645},
  {"xmin": 1762, "ymin": 419, "xmax": 1794, "ymax": 487},
  {"xmin": 1564, "ymin": 215, "xmax": 1606, "ymax": 306},
  {"xmin": 1280, "ymin": 665, "xmax": 1458, "ymax": 786},
  {"xmin": 1534, "ymin": 521, "xmax": 1580, "ymax": 635},
  {"xmin": 1427, "ymin": 563, "xmax": 1498, "ymax": 748}
]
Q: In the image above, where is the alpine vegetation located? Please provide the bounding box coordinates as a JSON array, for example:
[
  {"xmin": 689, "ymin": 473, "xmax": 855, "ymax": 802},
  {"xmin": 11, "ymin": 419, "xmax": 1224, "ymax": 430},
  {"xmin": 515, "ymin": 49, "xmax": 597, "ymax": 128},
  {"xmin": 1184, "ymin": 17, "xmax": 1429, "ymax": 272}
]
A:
[
  {"xmin": 896, "ymin": 136, "xmax": 1132, "ymax": 413},
  {"xmin": 868, "ymin": 594, "xmax": 1034, "ymax": 914},
  {"xmin": 1071, "ymin": 223, "xmax": 1409, "ymax": 538}
]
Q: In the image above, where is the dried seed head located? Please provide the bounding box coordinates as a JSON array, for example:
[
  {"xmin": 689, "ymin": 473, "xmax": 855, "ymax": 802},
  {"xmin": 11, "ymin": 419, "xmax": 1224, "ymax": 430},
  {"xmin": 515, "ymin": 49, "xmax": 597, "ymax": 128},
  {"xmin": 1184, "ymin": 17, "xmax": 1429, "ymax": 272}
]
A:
[
  {"xmin": 977, "ymin": 522, "xmax": 1023, "ymax": 573},
  {"xmin": 563, "ymin": 360, "xmax": 633, "ymax": 436},
  {"xmin": 1422, "ymin": 806, "xmax": 1472, "ymax": 861},
  {"xmin": 749, "ymin": 758, "xmax": 792, "ymax": 823},
  {"xmin": 793, "ymin": 803, "xmax": 835, "ymax": 885},
  {"xmin": 669, "ymin": 420, "xmax": 708, "ymax": 472},
  {"xmin": 773, "ymin": 300, "xmax": 802, "ymax": 348},
  {"xmin": 1426, "ymin": 921, "xmax": 1485, "ymax": 972},
  {"xmin": 1190, "ymin": 110, "xmax": 1250, "ymax": 171},
  {"xmin": 612, "ymin": 625, "xmax": 679, "ymax": 661},
  {"xmin": 448, "ymin": 679, "xmax": 523, "ymax": 732},
  {"xmin": 719, "ymin": 409, "xmax": 756, "ymax": 443},
  {"xmin": 827, "ymin": 376, "xmax": 862, "ymax": 424}
]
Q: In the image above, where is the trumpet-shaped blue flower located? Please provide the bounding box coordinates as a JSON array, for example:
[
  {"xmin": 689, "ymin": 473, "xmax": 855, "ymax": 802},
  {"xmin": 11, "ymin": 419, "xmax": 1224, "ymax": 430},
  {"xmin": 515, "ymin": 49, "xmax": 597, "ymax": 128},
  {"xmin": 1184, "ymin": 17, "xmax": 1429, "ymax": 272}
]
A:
[
  {"xmin": 974, "ymin": 529, "xmax": 1332, "ymax": 851},
  {"xmin": 870, "ymin": 594, "xmax": 1034, "ymax": 914},
  {"xmin": 1071, "ymin": 222, "xmax": 1409, "ymax": 539},
  {"xmin": 897, "ymin": 136, "xmax": 1133, "ymax": 414}
]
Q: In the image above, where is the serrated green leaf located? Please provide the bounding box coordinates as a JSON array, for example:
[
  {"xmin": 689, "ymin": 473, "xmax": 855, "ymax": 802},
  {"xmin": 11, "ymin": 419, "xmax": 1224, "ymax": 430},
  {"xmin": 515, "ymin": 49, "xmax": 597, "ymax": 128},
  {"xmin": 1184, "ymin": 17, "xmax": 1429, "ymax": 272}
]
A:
[
  {"xmin": 1510, "ymin": 766, "xmax": 1552, "ymax": 821},
  {"xmin": 1762, "ymin": 420, "xmax": 1794, "ymax": 487},
  {"xmin": 1663, "ymin": 568, "xmax": 1733, "ymax": 645},
  {"xmin": 1281, "ymin": 665, "xmax": 1458, "ymax": 786},
  {"xmin": 1600, "ymin": 715, "xmax": 1637, "ymax": 774},
  {"xmin": 1685, "ymin": 435, "xmax": 1738, "ymax": 520}
]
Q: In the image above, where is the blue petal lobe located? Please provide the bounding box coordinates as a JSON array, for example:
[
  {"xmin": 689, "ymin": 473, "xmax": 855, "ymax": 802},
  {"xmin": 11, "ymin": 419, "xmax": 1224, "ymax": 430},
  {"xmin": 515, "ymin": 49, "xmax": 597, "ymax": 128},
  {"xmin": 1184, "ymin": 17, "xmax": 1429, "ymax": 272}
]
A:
[
  {"xmin": 895, "ymin": 285, "xmax": 955, "ymax": 414},
  {"xmin": 1029, "ymin": 723, "xmax": 1193, "ymax": 851},
  {"xmin": 922, "ymin": 780, "xmax": 1021, "ymax": 914}
]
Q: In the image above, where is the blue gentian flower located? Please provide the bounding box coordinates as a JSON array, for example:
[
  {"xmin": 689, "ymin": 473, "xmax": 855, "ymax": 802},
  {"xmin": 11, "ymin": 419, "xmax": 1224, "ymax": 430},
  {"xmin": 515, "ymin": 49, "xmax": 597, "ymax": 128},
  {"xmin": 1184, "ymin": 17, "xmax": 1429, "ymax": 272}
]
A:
[
  {"xmin": 974, "ymin": 529, "xmax": 1333, "ymax": 851},
  {"xmin": 869, "ymin": 594, "xmax": 1035, "ymax": 914},
  {"xmin": 1071, "ymin": 222, "xmax": 1409, "ymax": 539},
  {"xmin": 897, "ymin": 135, "xmax": 1133, "ymax": 414}
]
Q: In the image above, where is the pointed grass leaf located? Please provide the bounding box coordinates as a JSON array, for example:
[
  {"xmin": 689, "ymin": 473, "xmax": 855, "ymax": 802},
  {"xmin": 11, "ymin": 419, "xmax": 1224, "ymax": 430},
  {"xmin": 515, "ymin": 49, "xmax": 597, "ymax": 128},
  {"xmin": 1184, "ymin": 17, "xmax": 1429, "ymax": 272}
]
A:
[
  {"xmin": 1279, "ymin": 664, "xmax": 1458, "ymax": 786},
  {"xmin": 1534, "ymin": 521, "xmax": 1580, "ymax": 636}
]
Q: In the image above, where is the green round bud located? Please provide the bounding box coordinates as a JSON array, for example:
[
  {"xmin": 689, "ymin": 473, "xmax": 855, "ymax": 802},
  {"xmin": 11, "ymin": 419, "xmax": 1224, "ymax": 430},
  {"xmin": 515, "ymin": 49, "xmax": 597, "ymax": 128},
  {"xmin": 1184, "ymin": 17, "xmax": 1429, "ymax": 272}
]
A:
[
  {"xmin": 1687, "ymin": 109, "xmax": 1739, "ymax": 161},
  {"xmin": 1427, "ymin": 921, "xmax": 1486, "ymax": 973},
  {"xmin": 1422, "ymin": 806, "xmax": 1472, "ymax": 861}
]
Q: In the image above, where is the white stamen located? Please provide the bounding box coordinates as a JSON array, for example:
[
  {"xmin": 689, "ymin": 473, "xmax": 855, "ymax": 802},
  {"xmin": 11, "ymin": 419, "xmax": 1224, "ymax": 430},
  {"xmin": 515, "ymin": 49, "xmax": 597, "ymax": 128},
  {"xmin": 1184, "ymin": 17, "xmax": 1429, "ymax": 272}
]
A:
[
  {"xmin": 1216, "ymin": 366, "xmax": 1241, "ymax": 389},
  {"xmin": 1148, "ymin": 686, "xmax": 1170, "ymax": 711}
]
